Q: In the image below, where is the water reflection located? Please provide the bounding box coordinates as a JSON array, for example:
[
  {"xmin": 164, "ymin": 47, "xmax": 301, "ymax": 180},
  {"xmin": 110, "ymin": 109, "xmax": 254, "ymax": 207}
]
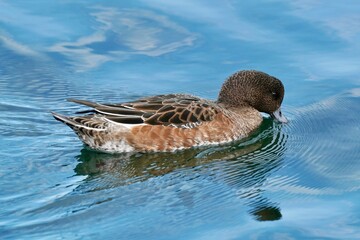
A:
[{"xmin": 74, "ymin": 118, "xmax": 287, "ymax": 221}]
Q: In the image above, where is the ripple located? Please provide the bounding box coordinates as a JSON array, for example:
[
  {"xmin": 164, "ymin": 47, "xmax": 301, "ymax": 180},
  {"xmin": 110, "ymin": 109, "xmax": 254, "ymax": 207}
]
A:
[{"xmin": 276, "ymin": 93, "xmax": 360, "ymax": 194}]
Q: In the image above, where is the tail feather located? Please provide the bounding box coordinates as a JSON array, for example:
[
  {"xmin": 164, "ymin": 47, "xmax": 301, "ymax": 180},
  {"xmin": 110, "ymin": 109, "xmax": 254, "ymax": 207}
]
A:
[
  {"xmin": 51, "ymin": 112, "xmax": 107, "ymax": 131},
  {"xmin": 51, "ymin": 112, "xmax": 83, "ymax": 129},
  {"xmin": 51, "ymin": 112, "xmax": 108, "ymax": 150},
  {"xmin": 51, "ymin": 112, "xmax": 78, "ymax": 126},
  {"xmin": 67, "ymin": 98, "xmax": 99, "ymax": 108}
]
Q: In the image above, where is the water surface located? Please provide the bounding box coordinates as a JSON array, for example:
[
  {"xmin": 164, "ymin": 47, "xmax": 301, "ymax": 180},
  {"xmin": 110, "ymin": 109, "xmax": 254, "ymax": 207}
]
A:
[{"xmin": 1, "ymin": 1, "xmax": 360, "ymax": 239}]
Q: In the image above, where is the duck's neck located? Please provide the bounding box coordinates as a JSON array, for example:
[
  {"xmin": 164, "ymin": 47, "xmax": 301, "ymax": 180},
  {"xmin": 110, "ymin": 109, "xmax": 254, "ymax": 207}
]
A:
[
  {"xmin": 219, "ymin": 103, "xmax": 263, "ymax": 133},
  {"xmin": 217, "ymin": 101, "xmax": 252, "ymax": 110}
]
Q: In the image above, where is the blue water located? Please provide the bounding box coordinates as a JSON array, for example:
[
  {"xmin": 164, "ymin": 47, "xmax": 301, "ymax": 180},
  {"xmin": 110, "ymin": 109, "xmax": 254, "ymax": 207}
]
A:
[{"xmin": 1, "ymin": 1, "xmax": 360, "ymax": 239}]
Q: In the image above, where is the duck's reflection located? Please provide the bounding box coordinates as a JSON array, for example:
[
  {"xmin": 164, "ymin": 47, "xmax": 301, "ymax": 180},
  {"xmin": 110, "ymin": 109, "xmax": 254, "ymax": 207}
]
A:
[{"xmin": 74, "ymin": 118, "xmax": 287, "ymax": 221}]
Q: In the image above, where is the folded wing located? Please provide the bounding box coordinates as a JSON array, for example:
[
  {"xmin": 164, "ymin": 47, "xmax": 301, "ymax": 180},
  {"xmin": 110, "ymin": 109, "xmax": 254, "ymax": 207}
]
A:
[{"xmin": 68, "ymin": 94, "xmax": 219, "ymax": 128}]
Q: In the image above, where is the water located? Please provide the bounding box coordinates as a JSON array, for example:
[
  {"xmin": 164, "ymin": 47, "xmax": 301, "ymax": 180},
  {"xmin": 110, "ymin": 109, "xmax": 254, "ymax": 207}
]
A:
[{"xmin": 1, "ymin": 1, "xmax": 360, "ymax": 239}]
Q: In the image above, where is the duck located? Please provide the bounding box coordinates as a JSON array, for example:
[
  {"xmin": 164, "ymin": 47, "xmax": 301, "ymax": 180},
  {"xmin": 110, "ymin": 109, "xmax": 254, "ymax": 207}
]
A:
[{"xmin": 52, "ymin": 70, "xmax": 288, "ymax": 153}]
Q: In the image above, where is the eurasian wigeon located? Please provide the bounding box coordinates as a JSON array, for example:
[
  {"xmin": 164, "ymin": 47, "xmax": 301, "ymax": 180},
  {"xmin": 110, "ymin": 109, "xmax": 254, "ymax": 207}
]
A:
[{"xmin": 52, "ymin": 70, "xmax": 287, "ymax": 153}]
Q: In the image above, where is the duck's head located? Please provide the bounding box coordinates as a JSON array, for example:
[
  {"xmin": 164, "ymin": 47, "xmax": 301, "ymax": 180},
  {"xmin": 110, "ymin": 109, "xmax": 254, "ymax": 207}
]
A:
[{"xmin": 218, "ymin": 70, "xmax": 288, "ymax": 123}]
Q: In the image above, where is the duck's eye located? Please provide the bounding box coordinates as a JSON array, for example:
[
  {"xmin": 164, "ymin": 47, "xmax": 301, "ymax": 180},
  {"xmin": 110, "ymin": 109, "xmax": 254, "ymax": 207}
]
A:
[{"xmin": 271, "ymin": 92, "xmax": 279, "ymax": 99}]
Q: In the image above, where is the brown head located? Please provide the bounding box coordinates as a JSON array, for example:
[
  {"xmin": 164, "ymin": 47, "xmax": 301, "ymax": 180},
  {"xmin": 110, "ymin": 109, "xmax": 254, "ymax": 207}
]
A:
[{"xmin": 218, "ymin": 70, "xmax": 288, "ymax": 123}]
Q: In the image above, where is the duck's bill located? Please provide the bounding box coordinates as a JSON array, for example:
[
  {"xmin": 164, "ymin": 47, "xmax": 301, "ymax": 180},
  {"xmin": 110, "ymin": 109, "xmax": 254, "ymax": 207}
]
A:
[{"xmin": 270, "ymin": 108, "xmax": 288, "ymax": 123}]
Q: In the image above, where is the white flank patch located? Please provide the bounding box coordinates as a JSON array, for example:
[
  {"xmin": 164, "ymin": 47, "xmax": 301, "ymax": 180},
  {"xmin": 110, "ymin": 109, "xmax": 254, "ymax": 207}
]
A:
[{"xmin": 100, "ymin": 140, "xmax": 135, "ymax": 153}]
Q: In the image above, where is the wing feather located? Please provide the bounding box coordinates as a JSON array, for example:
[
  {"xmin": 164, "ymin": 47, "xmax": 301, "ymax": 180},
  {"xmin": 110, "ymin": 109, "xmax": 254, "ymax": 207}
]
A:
[{"xmin": 68, "ymin": 94, "xmax": 219, "ymax": 128}]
